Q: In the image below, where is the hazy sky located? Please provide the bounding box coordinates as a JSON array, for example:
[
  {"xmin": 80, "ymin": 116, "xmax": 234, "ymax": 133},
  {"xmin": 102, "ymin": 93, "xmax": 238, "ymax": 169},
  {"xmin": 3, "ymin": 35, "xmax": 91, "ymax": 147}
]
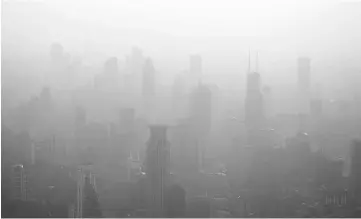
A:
[
  {"xmin": 2, "ymin": 0, "xmax": 361, "ymax": 88},
  {"xmin": 45, "ymin": 0, "xmax": 334, "ymax": 37}
]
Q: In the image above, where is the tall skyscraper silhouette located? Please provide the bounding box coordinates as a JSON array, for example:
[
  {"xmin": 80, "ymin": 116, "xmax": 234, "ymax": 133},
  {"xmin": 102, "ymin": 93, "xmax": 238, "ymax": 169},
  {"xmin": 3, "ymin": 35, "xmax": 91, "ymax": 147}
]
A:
[
  {"xmin": 145, "ymin": 125, "xmax": 171, "ymax": 217},
  {"xmin": 245, "ymin": 72, "xmax": 264, "ymax": 129},
  {"xmin": 190, "ymin": 83, "xmax": 212, "ymax": 171},
  {"xmin": 245, "ymin": 50, "xmax": 264, "ymax": 130},
  {"xmin": 350, "ymin": 139, "xmax": 361, "ymax": 207}
]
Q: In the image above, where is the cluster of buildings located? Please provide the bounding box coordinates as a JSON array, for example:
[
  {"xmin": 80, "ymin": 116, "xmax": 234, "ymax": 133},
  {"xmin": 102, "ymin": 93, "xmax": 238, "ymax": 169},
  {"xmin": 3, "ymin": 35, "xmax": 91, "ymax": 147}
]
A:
[{"xmin": 3, "ymin": 42, "xmax": 361, "ymax": 218}]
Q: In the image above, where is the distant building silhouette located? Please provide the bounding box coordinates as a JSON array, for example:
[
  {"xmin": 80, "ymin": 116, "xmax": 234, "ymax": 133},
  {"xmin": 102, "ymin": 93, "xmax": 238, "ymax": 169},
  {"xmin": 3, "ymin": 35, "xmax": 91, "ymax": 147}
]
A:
[
  {"xmin": 145, "ymin": 125, "xmax": 171, "ymax": 217},
  {"xmin": 245, "ymin": 72, "xmax": 264, "ymax": 129},
  {"xmin": 187, "ymin": 197, "xmax": 211, "ymax": 218},
  {"xmin": 171, "ymin": 118, "xmax": 198, "ymax": 173},
  {"xmin": 95, "ymin": 57, "xmax": 119, "ymax": 91},
  {"xmin": 262, "ymin": 85, "xmax": 273, "ymax": 120},
  {"xmin": 190, "ymin": 83, "xmax": 212, "ymax": 170},
  {"xmin": 165, "ymin": 184, "xmax": 186, "ymax": 217},
  {"xmin": 142, "ymin": 58, "xmax": 156, "ymax": 97},
  {"xmin": 350, "ymin": 139, "xmax": 361, "ymax": 207},
  {"xmin": 130, "ymin": 46, "xmax": 144, "ymax": 75}
]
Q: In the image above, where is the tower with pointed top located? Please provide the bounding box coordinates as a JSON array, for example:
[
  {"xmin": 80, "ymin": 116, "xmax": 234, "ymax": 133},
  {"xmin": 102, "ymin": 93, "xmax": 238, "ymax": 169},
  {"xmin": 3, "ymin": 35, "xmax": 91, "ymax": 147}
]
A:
[{"xmin": 244, "ymin": 50, "xmax": 264, "ymax": 130}]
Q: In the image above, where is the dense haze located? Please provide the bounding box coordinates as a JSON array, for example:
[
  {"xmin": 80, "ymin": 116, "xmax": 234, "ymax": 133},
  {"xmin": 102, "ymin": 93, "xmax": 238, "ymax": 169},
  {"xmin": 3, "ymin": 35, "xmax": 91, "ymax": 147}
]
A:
[
  {"xmin": 2, "ymin": 0, "xmax": 361, "ymax": 101},
  {"xmin": 2, "ymin": 0, "xmax": 361, "ymax": 218}
]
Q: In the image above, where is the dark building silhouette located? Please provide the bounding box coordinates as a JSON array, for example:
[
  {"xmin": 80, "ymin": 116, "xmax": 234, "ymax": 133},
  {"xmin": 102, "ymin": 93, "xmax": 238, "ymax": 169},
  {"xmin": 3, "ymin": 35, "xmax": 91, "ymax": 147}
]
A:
[
  {"xmin": 142, "ymin": 58, "xmax": 156, "ymax": 97},
  {"xmin": 190, "ymin": 83, "xmax": 212, "ymax": 137},
  {"xmin": 95, "ymin": 57, "xmax": 120, "ymax": 90},
  {"xmin": 187, "ymin": 197, "xmax": 211, "ymax": 218},
  {"xmin": 82, "ymin": 175, "xmax": 101, "ymax": 218},
  {"xmin": 350, "ymin": 139, "xmax": 361, "ymax": 207},
  {"xmin": 245, "ymin": 72, "xmax": 264, "ymax": 129},
  {"xmin": 144, "ymin": 125, "xmax": 171, "ymax": 217},
  {"xmin": 165, "ymin": 184, "xmax": 186, "ymax": 217},
  {"xmin": 262, "ymin": 85, "xmax": 273, "ymax": 119}
]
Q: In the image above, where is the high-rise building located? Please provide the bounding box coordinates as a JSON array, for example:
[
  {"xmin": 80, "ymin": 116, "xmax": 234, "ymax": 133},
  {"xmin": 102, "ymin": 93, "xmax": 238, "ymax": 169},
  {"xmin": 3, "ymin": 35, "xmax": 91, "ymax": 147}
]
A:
[
  {"xmin": 297, "ymin": 57, "xmax": 311, "ymax": 114},
  {"xmin": 245, "ymin": 72, "xmax": 264, "ymax": 129},
  {"xmin": 190, "ymin": 83, "xmax": 212, "ymax": 171},
  {"xmin": 145, "ymin": 125, "xmax": 171, "ymax": 217},
  {"xmin": 262, "ymin": 85, "xmax": 273, "ymax": 119},
  {"xmin": 350, "ymin": 139, "xmax": 361, "ymax": 207},
  {"xmin": 190, "ymin": 83, "xmax": 212, "ymax": 137},
  {"xmin": 171, "ymin": 118, "xmax": 198, "ymax": 172},
  {"xmin": 142, "ymin": 58, "xmax": 156, "ymax": 97},
  {"xmin": 11, "ymin": 164, "xmax": 28, "ymax": 201}
]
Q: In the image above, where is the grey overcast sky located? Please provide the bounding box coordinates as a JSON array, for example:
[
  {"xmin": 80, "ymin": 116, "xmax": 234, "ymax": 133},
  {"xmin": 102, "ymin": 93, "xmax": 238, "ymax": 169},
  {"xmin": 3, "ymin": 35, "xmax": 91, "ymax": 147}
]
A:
[{"xmin": 41, "ymin": 0, "xmax": 336, "ymax": 37}]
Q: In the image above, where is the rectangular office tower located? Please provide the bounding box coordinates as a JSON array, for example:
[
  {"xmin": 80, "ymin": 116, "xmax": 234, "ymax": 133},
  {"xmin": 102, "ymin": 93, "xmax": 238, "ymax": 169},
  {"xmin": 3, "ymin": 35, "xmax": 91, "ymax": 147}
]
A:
[
  {"xmin": 145, "ymin": 125, "xmax": 171, "ymax": 218},
  {"xmin": 245, "ymin": 72, "xmax": 264, "ymax": 129},
  {"xmin": 297, "ymin": 57, "xmax": 311, "ymax": 115}
]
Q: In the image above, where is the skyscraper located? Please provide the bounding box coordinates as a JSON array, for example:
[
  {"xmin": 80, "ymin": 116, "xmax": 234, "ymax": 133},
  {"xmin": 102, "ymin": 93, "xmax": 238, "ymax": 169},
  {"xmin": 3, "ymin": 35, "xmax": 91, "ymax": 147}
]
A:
[
  {"xmin": 245, "ymin": 72, "xmax": 264, "ymax": 129},
  {"xmin": 145, "ymin": 125, "xmax": 171, "ymax": 217},
  {"xmin": 262, "ymin": 85, "xmax": 273, "ymax": 119},
  {"xmin": 350, "ymin": 139, "xmax": 361, "ymax": 207},
  {"xmin": 142, "ymin": 58, "xmax": 156, "ymax": 98},
  {"xmin": 190, "ymin": 83, "xmax": 212, "ymax": 171}
]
